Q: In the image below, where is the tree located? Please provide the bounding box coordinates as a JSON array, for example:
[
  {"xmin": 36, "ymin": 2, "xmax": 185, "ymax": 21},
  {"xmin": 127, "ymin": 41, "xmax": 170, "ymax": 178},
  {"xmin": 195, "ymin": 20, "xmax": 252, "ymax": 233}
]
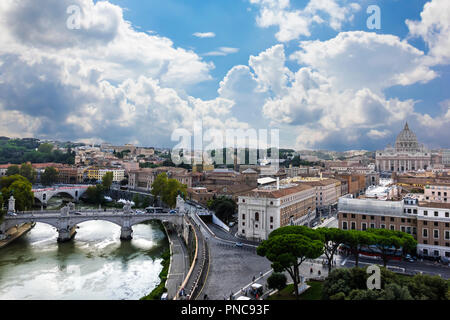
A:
[
  {"xmin": 209, "ymin": 197, "xmax": 237, "ymax": 223},
  {"xmin": 6, "ymin": 165, "xmax": 20, "ymax": 176},
  {"xmin": 19, "ymin": 163, "xmax": 37, "ymax": 184},
  {"xmin": 151, "ymin": 172, "xmax": 168, "ymax": 199},
  {"xmin": 317, "ymin": 227, "xmax": 347, "ymax": 272},
  {"xmin": 38, "ymin": 143, "xmax": 54, "ymax": 154},
  {"xmin": 341, "ymin": 230, "xmax": 374, "ymax": 267},
  {"xmin": 102, "ymin": 172, "xmax": 114, "ymax": 190},
  {"xmin": 132, "ymin": 194, "xmax": 141, "ymax": 208},
  {"xmin": 366, "ymin": 229, "xmax": 417, "ymax": 267},
  {"xmin": 0, "ymin": 192, "xmax": 4, "ymax": 221},
  {"xmin": 267, "ymin": 273, "xmax": 287, "ymax": 292},
  {"xmin": 85, "ymin": 185, "xmax": 106, "ymax": 205},
  {"xmin": 162, "ymin": 178, "xmax": 186, "ymax": 208},
  {"xmin": 257, "ymin": 226, "xmax": 324, "ymax": 300},
  {"xmin": 151, "ymin": 173, "xmax": 186, "ymax": 208},
  {"xmin": 0, "ymin": 175, "xmax": 34, "ymax": 211},
  {"xmin": 41, "ymin": 167, "xmax": 58, "ymax": 186}
]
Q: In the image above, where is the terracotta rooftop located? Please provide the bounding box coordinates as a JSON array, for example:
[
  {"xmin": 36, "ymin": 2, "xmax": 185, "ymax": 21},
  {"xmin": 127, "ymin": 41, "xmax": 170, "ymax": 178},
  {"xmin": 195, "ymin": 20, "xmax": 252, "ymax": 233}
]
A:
[
  {"xmin": 244, "ymin": 184, "xmax": 314, "ymax": 199},
  {"xmin": 418, "ymin": 201, "xmax": 450, "ymax": 209}
]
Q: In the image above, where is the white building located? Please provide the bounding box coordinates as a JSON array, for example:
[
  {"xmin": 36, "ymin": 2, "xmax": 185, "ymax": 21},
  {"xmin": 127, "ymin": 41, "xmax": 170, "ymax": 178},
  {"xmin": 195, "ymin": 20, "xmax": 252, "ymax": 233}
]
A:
[
  {"xmin": 238, "ymin": 183, "xmax": 316, "ymax": 241},
  {"xmin": 376, "ymin": 123, "xmax": 431, "ymax": 172}
]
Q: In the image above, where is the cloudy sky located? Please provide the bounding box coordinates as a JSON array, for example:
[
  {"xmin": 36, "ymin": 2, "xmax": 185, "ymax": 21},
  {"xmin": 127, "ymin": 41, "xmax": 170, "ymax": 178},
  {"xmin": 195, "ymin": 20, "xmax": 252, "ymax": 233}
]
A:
[{"xmin": 0, "ymin": 0, "xmax": 449, "ymax": 151}]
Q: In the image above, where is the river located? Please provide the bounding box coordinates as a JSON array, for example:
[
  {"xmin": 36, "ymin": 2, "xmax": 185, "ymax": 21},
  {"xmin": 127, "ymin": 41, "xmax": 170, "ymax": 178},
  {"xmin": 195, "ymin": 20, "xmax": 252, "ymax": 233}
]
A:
[{"xmin": 0, "ymin": 219, "xmax": 169, "ymax": 300}]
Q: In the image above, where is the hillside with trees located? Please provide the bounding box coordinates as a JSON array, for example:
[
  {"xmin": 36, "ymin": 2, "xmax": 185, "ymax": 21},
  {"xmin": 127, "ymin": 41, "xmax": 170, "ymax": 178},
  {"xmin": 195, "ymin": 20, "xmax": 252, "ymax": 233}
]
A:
[{"xmin": 0, "ymin": 138, "xmax": 75, "ymax": 165}]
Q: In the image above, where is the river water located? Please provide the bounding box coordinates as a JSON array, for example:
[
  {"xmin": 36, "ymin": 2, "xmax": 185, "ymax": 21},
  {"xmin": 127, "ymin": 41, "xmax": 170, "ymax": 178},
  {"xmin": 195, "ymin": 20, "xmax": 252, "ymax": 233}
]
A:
[{"xmin": 0, "ymin": 220, "xmax": 169, "ymax": 300}]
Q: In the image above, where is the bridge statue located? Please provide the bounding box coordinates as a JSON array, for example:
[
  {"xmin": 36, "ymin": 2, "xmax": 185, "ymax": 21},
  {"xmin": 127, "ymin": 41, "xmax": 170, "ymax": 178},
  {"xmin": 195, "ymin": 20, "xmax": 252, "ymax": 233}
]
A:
[
  {"xmin": 8, "ymin": 196, "xmax": 16, "ymax": 213},
  {"xmin": 123, "ymin": 202, "xmax": 132, "ymax": 214},
  {"xmin": 176, "ymin": 195, "xmax": 185, "ymax": 214}
]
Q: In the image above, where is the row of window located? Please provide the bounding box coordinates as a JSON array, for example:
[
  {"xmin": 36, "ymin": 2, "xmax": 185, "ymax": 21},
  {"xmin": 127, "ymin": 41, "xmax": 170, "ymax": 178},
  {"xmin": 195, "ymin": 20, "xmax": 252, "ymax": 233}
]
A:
[
  {"xmin": 342, "ymin": 221, "xmax": 415, "ymax": 232},
  {"xmin": 422, "ymin": 210, "xmax": 450, "ymax": 217},
  {"xmin": 341, "ymin": 213, "xmax": 412, "ymax": 223}
]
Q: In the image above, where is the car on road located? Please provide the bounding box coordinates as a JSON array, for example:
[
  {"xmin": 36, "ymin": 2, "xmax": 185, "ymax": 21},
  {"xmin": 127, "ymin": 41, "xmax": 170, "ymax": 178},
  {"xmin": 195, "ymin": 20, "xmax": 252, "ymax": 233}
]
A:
[
  {"xmin": 235, "ymin": 242, "xmax": 243, "ymax": 248},
  {"xmin": 228, "ymin": 222, "xmax": 235, "ymax": 227},
  {"xmin": 74, "ymin": 212, "xmax": 83, "ymax": 216},
  {"xmin": 169, "ymin": 210, "xmax": 177, "ymax": 214},
  {"xmin": 135, "ymin": 210, "xmax": 145, "ymax": 215}
]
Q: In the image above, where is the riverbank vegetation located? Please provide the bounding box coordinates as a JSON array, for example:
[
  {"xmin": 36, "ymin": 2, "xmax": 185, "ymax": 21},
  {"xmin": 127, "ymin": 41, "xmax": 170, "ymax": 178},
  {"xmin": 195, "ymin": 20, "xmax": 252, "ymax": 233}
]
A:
[
  {"xmin": 141, "ymin": 249, "xmax": 171, "ymax": 300},
  {"xmin": 0, "ymin": 175, "xmax": 34, "ymax": 211}
]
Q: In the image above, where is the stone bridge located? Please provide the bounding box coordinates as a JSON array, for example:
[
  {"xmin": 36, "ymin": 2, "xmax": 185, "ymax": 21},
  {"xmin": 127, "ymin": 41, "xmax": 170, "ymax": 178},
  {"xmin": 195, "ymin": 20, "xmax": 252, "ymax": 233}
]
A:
[
  {"xmin": 32, "ymin": 185, "xmax": 92, "ymax": 205},
  {"xmin": 0, "ymin": 205, "xmax": 184, "ymax": 242}
]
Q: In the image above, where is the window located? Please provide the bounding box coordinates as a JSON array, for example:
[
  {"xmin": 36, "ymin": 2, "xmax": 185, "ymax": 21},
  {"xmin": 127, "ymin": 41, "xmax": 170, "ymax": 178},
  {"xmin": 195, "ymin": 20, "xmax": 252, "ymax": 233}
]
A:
[
  {"xmin": 343, "ymin": 213, "xmax": 347, "ymax": 218},
  {"xmin": 255, "ymin": 212, "xmax": 259, "ymax": 222},
  {"xmin": 423, "ymin": 228, "xmax": 428, "ymax": 237},
  {"xmin": 434, "ymin": 211, "xmax": 439, "ymax": 217},
  {"xmin": 445, "ymin": 231, "xmax": 450, "ymax": 240},
  {"xmin": 401, "ymin": 218, "xmax": 405, "ymax": 223},
  {"xmin": 370, "ymin": 223, "xmax": 375, "ymax": 229},
  {"xmin": 270, "ymin": 225, "xmax": 273, "ymax": 229},
  {"xmin": 255, "ymin": 224, "xmax": 258, "ymax": 229},
  {"xmin": 351, "ymin": 214, "xmax": 355, "ymax": 219},
  {"xmin": 370, "ymin": 216, "xmax": 375, "ymax": 220},
  {"xmin": 242, "ymin": 230, "xmax": 245, "ymax": 234},
  {"xmin": 413, "ymin": 227, "xmax": 417, "ymax": 235},
  {"xmin": 270, "ymin": 217, "xmax": 273, "ymax": 223},
  {"xmin": 351, "ymin": 222, "xmax": 356, "ymax": 230},
  {"xmin": 446, "ymin": 223, "xmax": 449, "ymax": 228},
  {"xmin": 406, "ymin": 227, "xmax": 411, "ymax": 234},
  {"xmin": 242, "ymin": 214, "xmax": 246, "ymax": 220},
  {"xmin": 362, "ymin": 215, "xmax": 366, "ymax": 220},
  {"xmin": 446, "ymin": 212, "xmax": 449, "ymax": 218},
  {"xmin": 407, "ymin": 209, "xmax": 412, "ymax": 214},
  {"xmin": 423, "ymin": 221, "xmax": 428, "ymax": 226},
  {"xmin": 413, "ymin": 209, "xmax": 417, "ymax": 214},
  {"xmin": 242, "ymin": 199, "xmax": 245, "ymax": 203},
  {"xmin": 434, "ymin": 230, "xmax": 439, "ymax": 239},
  {"xmin": 424, "ymin": 240, "xmax": 428, "ymax": 245},
  {"xmin": 424, "ymin": 211, "xmax": 428, "ymax": 216},
  {"xmin": 390, "ymin": 217, "xmax": 395, "ymax": 222},
  {"xmin": 362, "ymin": 223, "xmax": 367, "ymax": 231},
  {"xmin": 401, "ymin": 226, "xmax": 406, "ymax": 232},
  {"xmin": 342, "ymin": 221, "xmax": 348, "ymax": 230},
  {"xmin": 381, "ymin": 216, "xmax": 385, "ymax": 221},
  {"xmin": 242, "ymin": 222, "xmax": 245, "ymax": 226},
  {"xmin": 381, "ymin": 224, "xmax": 386, "ymax": 229},
  {"xmin": 434, "ymin": 222, "xmax": 439, "ymax": 227},
  {"xmin": 390, "ymin": 225, "xmax": 395, "ymax": 231},
  {"xmin": 434, "ymin": 250, "xmax": 439, "ymax": 257},
  {"xmin": 423, "ymin": 249, "xmax": 428, "ymax": 255}
]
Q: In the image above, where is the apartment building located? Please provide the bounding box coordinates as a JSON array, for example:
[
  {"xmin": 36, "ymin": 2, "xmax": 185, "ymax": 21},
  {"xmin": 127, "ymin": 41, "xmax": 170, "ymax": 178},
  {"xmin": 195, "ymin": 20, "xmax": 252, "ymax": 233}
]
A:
[
  {"xmin": 338, "ymin": 196, "xmax": 450, "ymax": 259},
  {"xmin": 238, "ymin": 183, "xmax": 316, "ymax": 241},
  {"xmin": 87, "ymin": 168, "xmax": 125, "ymax": 182},
  {"xmin": 128, "ymin": 167, "xmax": 192, "ymax": 192},
  {"xmin": 423, "ymin": 184, "xmax": 450, "ymax": 203},
  {"xmin": 57, "ymin": 167, "xmax": 86, "ymax": 184}
]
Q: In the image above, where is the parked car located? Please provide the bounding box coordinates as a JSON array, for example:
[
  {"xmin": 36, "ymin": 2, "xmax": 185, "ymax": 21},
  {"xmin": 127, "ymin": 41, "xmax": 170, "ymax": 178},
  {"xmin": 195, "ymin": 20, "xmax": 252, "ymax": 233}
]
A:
[
  {"xmin": 235, "ymin": 242, "xmax": 243, "ymax": 248},
  {"xmin": 228, "ymin": 222, "xmax": 235, "ymax": 227},
  {"xmin": 169, "ymin": 210, "xmax": 177, "ymax": 214}
]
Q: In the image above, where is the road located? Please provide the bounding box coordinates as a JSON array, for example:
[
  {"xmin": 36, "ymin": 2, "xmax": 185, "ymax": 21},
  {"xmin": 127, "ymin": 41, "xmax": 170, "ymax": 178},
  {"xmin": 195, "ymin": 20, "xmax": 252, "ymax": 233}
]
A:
[{"xmin": 184, "ymin": 203, "xmax": 271, "ymax": 300}]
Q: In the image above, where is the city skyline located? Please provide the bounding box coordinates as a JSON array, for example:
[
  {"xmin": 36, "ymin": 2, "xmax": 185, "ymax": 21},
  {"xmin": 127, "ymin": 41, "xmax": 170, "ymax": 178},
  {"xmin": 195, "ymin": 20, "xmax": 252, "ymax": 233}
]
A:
[{"xmin": 0, "ymin": 1, "xmax": 449, "ymax": 151}]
